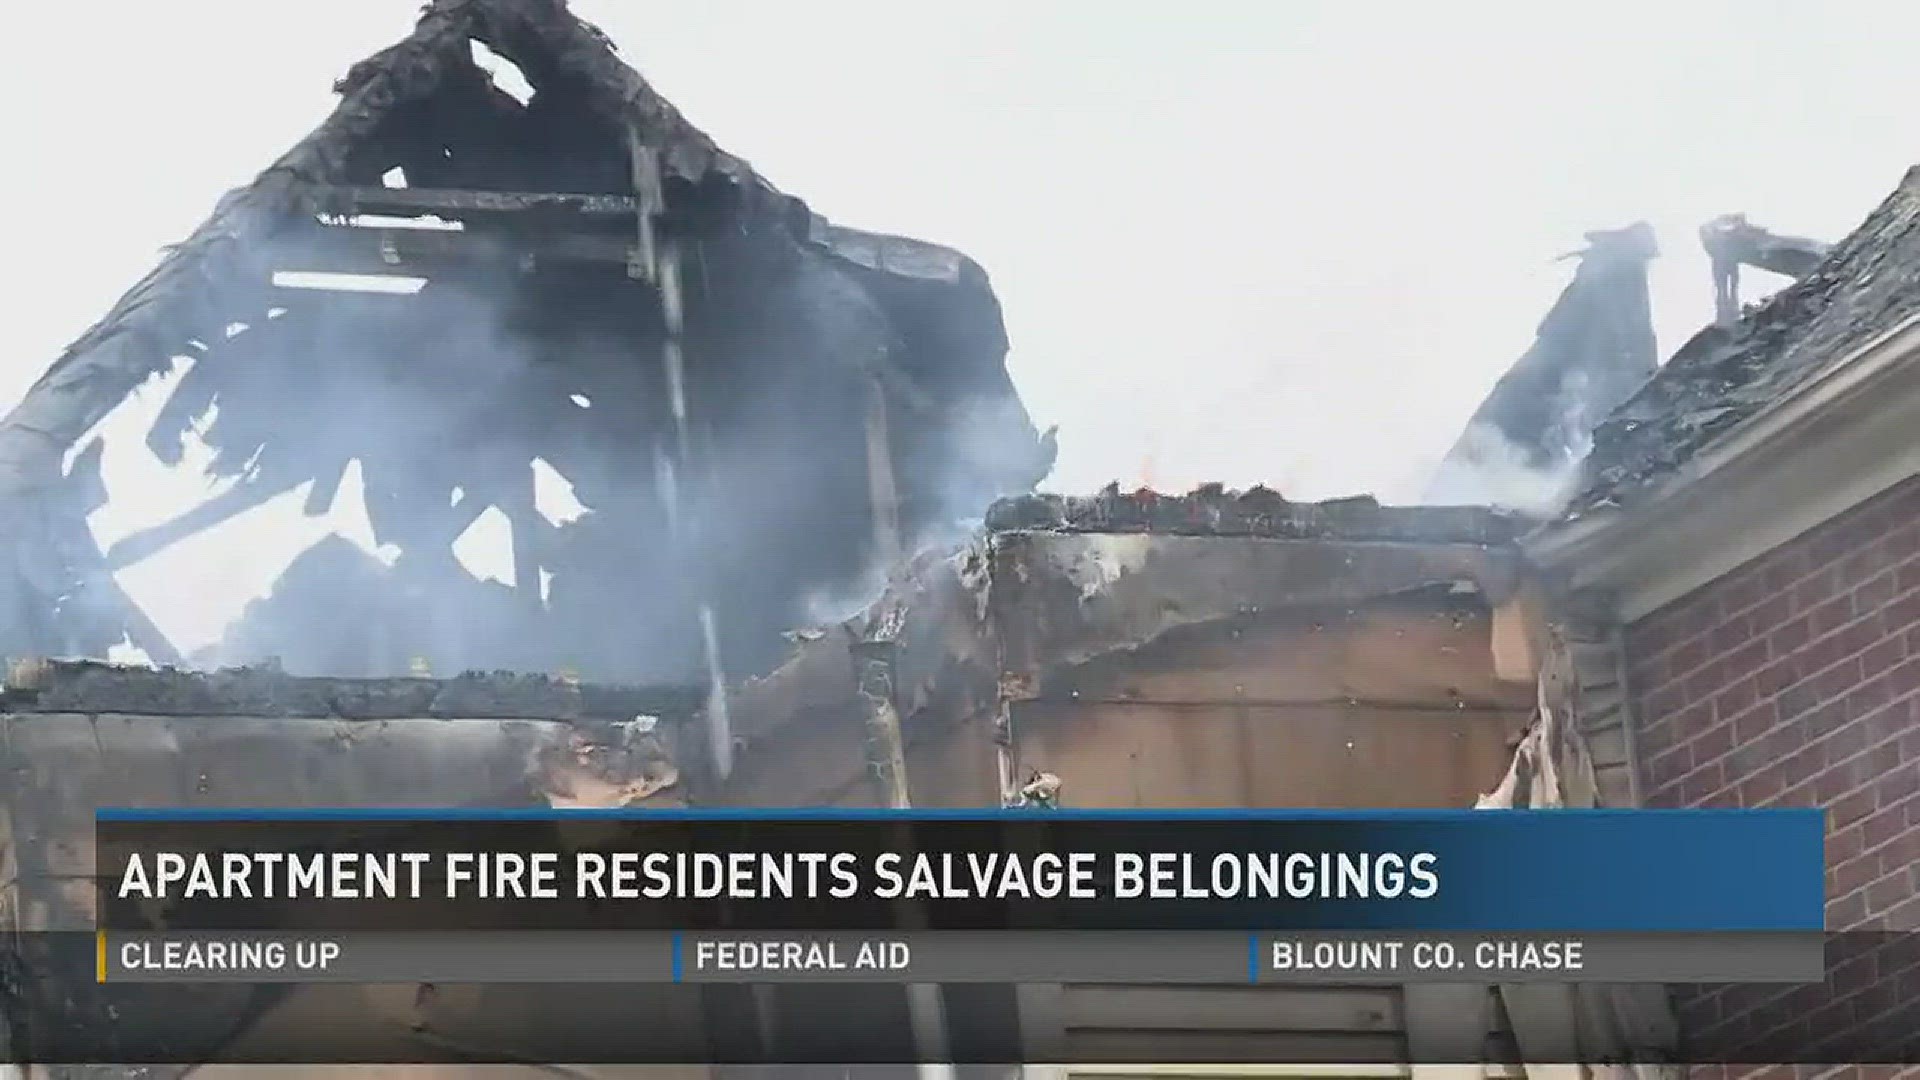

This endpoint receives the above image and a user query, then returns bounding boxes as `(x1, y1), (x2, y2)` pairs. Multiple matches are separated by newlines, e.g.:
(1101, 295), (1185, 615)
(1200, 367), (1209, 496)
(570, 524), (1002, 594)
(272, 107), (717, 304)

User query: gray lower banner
(99, 930), (1822, 984)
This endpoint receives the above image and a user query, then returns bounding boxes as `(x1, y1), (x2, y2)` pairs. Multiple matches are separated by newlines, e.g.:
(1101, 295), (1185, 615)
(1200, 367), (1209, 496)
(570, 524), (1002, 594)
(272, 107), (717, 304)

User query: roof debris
(1565, 168), (1920, 516)
(988, 484), (1525, 546)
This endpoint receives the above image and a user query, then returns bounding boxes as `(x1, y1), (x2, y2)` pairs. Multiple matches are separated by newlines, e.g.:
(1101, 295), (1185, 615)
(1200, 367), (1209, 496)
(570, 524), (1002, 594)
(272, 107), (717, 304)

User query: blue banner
(95, 807), (1826, 932)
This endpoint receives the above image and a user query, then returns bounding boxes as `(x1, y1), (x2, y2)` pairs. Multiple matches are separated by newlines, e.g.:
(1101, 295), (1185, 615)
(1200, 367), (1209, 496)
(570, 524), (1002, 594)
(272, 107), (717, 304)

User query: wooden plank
(309, 184), (642, 216)
(1060, 985), (1399, 1033)
(286, 224), (638, 273)
(864, 374), (904, 568)
(1489, 585), (1547, 684)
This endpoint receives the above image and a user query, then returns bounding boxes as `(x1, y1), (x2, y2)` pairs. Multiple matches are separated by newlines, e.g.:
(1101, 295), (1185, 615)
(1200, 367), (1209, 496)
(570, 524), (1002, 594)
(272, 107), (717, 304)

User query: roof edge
(987, 487), (1528, 546)
(1525, 310), (1920, 618)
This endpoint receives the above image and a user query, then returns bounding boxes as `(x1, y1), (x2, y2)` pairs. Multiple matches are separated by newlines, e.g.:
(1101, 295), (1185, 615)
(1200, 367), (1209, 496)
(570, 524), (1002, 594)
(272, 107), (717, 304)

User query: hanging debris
(1008, 769), (1063, 809)
(1699, 213), (1831, 327)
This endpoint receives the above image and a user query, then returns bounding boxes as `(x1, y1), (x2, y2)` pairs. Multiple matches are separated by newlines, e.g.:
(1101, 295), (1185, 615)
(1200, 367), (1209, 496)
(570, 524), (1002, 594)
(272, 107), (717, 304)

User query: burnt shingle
(1565, 167), (1920, 517)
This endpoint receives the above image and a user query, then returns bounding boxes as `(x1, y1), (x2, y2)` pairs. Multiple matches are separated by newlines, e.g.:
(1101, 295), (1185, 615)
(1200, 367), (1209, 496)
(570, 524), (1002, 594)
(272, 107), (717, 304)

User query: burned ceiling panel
(1566, 168), (1920, 517)
(729, 487), (1533, 800)
(0, 0), (1048, 691)
(986, 528), (1525, 688)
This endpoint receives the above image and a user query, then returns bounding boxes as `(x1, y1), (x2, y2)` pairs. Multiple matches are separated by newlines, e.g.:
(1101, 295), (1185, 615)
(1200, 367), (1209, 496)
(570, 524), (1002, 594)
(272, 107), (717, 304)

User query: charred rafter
(311, 184), (639, 218)
(287, 221), (640, 273)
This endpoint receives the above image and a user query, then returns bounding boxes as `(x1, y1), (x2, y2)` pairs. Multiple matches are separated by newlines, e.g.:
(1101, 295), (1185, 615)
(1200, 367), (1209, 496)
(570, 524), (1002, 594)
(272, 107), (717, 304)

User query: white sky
(5, 0), (1918, 651)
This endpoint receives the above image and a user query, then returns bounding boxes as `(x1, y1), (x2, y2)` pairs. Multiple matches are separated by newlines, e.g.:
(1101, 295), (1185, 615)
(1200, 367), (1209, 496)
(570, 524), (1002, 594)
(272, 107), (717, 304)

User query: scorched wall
(1624, 475), (1920, 1077)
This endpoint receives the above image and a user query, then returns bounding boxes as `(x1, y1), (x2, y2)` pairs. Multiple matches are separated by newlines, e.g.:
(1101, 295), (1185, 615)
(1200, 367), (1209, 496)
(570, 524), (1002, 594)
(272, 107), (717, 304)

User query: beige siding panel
(904, 712), (1003, 808)
(1009, 602), (1529, 811)
(1059, 985), (1399, 1034)
(1061, 1029), (1405, 1062)
(1038, 604), (1534, 711)
(1017, 701), (1516, 811)
(1004, 601), (1533, 1071)
(711, 710), (878, 807)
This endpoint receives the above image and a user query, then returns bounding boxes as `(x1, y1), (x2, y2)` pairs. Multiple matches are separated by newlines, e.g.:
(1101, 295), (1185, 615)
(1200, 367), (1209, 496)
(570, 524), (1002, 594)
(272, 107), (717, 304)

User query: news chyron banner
(95, 807), (1821, 983)
(59, 807), (1832, 1062)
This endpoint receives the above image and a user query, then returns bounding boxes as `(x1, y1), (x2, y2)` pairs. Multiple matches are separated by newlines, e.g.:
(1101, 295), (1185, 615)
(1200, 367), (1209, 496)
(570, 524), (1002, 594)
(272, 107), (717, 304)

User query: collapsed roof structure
(1426, 224), (1660, 512)
(1428, 210), (1836, 517)
(0, 0), (1051, 696)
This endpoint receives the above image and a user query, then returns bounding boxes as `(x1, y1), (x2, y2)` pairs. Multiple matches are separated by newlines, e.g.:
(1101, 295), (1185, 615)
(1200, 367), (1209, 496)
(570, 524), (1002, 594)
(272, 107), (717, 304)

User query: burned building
(32, 0), (1912, 1074)
(0, 0), (1050, 689)
(1, 487), (1685, 1073)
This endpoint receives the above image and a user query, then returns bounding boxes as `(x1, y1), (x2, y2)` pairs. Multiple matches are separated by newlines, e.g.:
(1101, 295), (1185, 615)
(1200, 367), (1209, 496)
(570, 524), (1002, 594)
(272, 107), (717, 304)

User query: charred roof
(0, 0), (1048, 686)
(8, 0), (1016, 471)
(986, 484), (1526, 546)
(1564, 167), (1920, 517)
(0, 658), (704, 721)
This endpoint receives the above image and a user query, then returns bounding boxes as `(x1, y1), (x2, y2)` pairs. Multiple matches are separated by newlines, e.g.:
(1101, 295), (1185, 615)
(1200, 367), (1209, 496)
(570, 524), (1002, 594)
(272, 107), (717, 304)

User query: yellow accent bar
(96, 931), (106, 983)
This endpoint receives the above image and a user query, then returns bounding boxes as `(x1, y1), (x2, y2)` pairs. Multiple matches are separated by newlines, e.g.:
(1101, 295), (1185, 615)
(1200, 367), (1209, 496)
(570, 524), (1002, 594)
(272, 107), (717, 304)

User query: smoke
(76, 220), (1041, 691)
(1423, 421), (1583, 517)
(929, 392), (1054, 532)
(86, 250), (544, 665)
(801, 571), (891, 629)
(784, 381), (1051, 633)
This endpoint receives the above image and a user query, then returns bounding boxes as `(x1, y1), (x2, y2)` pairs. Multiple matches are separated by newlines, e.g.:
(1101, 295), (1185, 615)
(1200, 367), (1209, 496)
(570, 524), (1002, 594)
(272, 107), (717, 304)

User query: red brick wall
(1624, 475), (1920, 1076)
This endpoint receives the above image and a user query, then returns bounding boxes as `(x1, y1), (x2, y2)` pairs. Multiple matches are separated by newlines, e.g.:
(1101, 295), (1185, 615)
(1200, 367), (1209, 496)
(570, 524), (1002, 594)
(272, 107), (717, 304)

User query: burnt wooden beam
(308, 185), (640, 217)
(276, 223), (640, 274)
(864, 375), (904, 568)
(103, 473), (309, 570)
